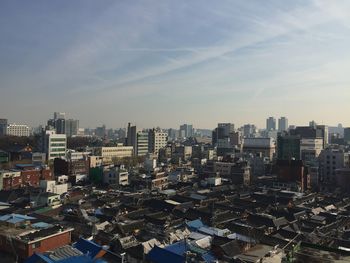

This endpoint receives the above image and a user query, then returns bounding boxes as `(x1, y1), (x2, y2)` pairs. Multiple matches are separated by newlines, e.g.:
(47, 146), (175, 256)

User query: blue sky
(0, 0), (349, 129)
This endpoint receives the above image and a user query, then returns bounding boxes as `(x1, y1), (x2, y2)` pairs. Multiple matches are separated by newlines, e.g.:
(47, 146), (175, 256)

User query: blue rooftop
(74, 238), (104, 259)
(15, 164), (36, 168)
(186, 219), (205, 230)
(0, 213), (36, 224)
(147, 246), (184, 263)
(25, 239), (108, 263)
(147, 240), (217, 263)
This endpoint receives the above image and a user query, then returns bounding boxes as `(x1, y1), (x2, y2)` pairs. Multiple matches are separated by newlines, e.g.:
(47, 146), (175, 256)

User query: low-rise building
(0, 214), (73, 261)
(243, 137), (275, 160)
(95, 144), (133, 161)
(103, 165), (129, 186)
(40, 180), (68, 195)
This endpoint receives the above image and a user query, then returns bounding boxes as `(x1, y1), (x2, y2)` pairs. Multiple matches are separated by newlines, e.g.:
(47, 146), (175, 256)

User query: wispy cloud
(0, 0), (350, 127)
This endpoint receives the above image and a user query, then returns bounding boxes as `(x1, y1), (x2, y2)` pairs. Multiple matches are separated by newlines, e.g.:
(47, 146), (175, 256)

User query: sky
(0, 0), (350, 130)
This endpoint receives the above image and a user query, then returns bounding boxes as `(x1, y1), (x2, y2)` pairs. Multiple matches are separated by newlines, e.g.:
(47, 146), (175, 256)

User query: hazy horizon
(1, 1), (350, 128)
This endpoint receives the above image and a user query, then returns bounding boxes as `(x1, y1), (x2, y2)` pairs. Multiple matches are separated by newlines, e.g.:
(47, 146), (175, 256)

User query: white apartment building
(6, 124), (30, 137)
(45, 131), (67, 160)
(149, 129), (168, 155)
(96, 144), (133, 159)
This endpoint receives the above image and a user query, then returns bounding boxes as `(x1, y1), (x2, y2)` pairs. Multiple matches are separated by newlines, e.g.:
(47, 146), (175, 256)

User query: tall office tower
(149, 128), (168, 155)
(266, 117), (276, 131)
(55, 118), (66, 134)
(345, 128), (350, 144)
(179, 124), (193, 138)
(0, 119), (8, 136)
(127, 123), (137, 146)
(278, 117), (288, 132)
(212, 123), (235, 155)
(6, 124), (30, 137)
(54, 112), (66, 120)
(65, 119), (79, 137)
(44, 130), (67, 160)
(48, 112), (66, 134)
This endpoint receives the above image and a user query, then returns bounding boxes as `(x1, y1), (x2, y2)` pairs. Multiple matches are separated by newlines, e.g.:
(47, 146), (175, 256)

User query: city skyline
(1, 1), (350, 128)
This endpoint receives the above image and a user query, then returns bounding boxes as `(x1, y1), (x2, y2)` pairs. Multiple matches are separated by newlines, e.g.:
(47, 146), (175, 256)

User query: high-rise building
(6, 124), (30, 137)
(127, 123), (137, 149)
(136, 131), (149, 156)
(149, 128), (168, 155)
(65, 119), (79, 137)
(44, 130), (67, 160)
(54, 112), (66, 120)
(344, 128), (350, 144)
(266, 117), (276, 131)
(277, 134), (301, 160)
(319, 147), (350, 184)
(213, 123), (235, 155)
(55, 119), (65, 134)
(179, 124), (193, 138)
(48, 112), (66, 134)
(0, 119), (8, 136)
(278, 117), (288, 132)
(127, 123), (152, 156)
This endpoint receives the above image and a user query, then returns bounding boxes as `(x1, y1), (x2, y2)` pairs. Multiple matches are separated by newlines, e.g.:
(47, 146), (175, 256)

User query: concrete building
(148, 128), (168, 155)
(291, 126), (328, 148)
(319, 147), (350, 184)
(214, 162), (235, 177)
(0, 118), (7, 136)
(300, 138), (323, 162)
(65, 119), (79, 137)
(243, 137), (275, 160)
(0, 170), (21, 190)
(44, 131), (67, 160)
(266, 117), (276, 131)
(6, 124), (30, 137)
(103, 166), (129, 186)
(40, 180), (68, 195)
(96, 144), (133, 160)
(278, 117), (288, 132)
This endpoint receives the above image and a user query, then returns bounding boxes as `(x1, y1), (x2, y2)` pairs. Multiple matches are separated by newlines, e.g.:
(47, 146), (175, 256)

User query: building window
(32, 241), (41, 249)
